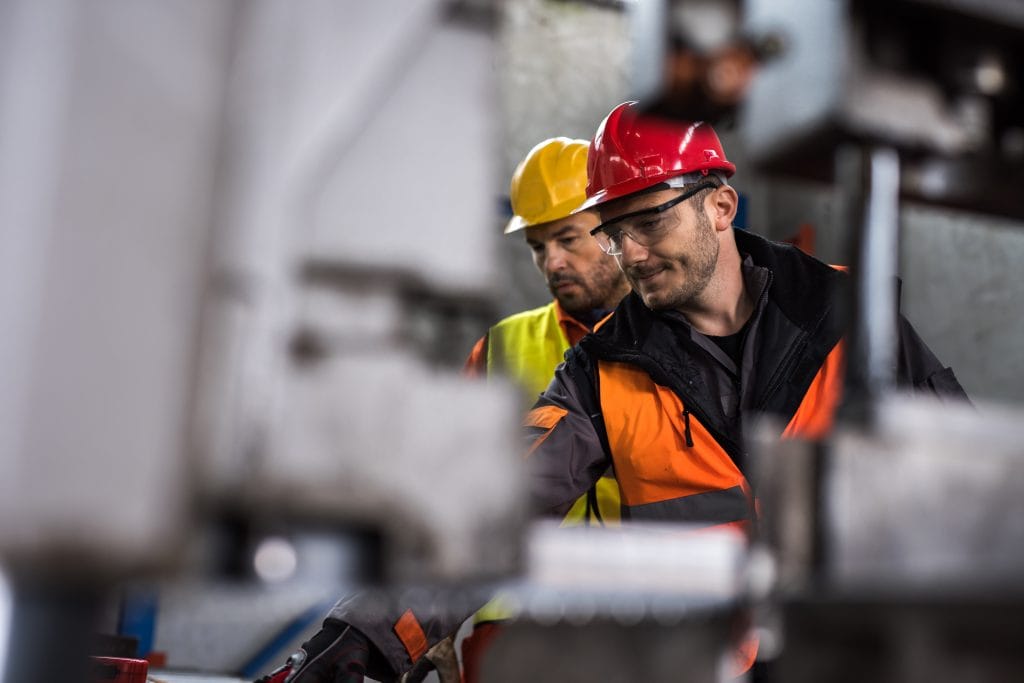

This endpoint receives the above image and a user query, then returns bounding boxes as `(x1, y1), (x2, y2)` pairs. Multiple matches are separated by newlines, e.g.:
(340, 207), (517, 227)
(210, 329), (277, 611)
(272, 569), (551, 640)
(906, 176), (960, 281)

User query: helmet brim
(576, 164), (736, 214)
(503, 214), (530, 234)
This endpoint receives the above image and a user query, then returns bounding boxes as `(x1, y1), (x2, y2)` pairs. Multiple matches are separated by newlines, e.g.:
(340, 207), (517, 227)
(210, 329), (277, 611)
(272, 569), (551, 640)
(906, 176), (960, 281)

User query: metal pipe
(836, 145), (901, 423)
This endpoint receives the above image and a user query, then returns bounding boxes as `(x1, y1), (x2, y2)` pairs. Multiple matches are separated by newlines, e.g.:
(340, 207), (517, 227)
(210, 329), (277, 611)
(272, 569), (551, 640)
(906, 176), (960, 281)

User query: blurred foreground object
(742, 0), (1024, 219)
(737, 3), (1024, 681)
(478, 521), (749, 683)
(0, 0), (522, 680)
(753, 395), (1024, 682)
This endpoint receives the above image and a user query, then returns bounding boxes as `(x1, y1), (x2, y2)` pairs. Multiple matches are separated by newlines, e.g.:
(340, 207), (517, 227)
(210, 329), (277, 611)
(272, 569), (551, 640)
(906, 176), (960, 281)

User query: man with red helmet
(524, 101), (964, 530)
(256, 102), (967, 683)
(519, 102), (967, 676)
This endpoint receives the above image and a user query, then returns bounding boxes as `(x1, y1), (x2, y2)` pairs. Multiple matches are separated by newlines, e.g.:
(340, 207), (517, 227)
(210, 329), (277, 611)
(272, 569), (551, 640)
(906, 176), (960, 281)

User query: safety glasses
(589, 181), (716, 256)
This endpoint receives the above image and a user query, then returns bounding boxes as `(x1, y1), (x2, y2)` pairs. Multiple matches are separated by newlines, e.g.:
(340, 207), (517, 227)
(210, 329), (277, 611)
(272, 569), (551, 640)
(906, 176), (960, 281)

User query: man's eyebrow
(550, 224), (580, 239)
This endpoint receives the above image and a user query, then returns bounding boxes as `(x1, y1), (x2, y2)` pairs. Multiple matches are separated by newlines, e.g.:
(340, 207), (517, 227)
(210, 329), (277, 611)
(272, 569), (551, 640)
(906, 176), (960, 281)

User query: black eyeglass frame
(588, 181), (718, 253)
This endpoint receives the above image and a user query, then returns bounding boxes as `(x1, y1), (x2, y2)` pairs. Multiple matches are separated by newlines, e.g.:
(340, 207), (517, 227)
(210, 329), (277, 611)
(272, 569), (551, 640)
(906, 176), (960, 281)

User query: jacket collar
(586, 229), (846, 355)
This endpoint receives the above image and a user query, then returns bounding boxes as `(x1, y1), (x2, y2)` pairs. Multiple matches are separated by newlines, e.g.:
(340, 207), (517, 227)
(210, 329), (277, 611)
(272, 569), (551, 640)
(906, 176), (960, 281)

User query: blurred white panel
(211, 0), (442, 281)
(828, 395), (1024, 586)
(264, 345), (524, 580)
(309, 8), (500, 292)
(194, 0), (491, 494)
(0, 0), (77, 495)
(0, 0), (233, 570)
(741, 0), (847, 163)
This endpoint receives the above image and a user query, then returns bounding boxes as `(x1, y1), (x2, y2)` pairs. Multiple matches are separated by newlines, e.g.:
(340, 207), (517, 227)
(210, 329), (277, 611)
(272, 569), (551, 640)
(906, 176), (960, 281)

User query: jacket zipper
(669, 381), (742, 459)
(588, 342), (746, 461)
(682, 408), (694, 447)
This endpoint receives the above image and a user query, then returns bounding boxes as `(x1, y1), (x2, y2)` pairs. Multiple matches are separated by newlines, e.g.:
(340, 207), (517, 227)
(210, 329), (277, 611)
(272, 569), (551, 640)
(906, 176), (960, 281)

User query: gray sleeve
(896, 314), (970, 401)
(525, 361), (612, 516)
(325, 588), (480, 680)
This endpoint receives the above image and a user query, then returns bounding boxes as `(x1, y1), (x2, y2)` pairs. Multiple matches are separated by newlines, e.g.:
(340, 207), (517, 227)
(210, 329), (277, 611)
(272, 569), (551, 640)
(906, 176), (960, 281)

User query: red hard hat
(579, 101), (735, 211)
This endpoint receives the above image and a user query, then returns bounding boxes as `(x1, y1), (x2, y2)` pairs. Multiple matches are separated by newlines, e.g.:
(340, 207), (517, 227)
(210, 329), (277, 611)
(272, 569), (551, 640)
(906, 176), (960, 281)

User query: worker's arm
(895, 314), (970, 400)
(255, 621), (372, 683)
(523, 354), (611, 517)
(317, 591), (469, 682)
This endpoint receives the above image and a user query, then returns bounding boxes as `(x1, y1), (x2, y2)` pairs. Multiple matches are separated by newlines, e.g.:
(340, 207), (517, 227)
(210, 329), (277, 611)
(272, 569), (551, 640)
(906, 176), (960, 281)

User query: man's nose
(545, 244), (568, 273)
(618, 233), (648, 265)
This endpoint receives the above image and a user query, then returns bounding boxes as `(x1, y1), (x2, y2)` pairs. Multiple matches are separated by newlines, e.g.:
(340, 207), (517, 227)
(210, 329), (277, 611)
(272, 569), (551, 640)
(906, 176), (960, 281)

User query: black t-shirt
(574, 308), (614, 330)
(707, 320), (750, 369)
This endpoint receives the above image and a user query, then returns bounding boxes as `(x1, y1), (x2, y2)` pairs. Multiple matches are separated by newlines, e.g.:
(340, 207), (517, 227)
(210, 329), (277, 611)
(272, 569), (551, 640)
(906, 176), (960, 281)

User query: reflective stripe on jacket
(598, 338), (845, 523)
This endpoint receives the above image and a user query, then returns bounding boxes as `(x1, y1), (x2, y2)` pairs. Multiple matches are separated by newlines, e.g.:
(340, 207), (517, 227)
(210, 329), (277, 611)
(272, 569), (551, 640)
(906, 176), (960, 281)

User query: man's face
(598, 187), (720, 312)
(524, 211), (629, 315)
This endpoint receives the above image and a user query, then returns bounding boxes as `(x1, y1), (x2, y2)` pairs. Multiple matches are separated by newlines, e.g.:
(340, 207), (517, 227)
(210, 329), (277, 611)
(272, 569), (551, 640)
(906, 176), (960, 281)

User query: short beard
(644, 209), (719, 311)
(552, 261), (627, 316)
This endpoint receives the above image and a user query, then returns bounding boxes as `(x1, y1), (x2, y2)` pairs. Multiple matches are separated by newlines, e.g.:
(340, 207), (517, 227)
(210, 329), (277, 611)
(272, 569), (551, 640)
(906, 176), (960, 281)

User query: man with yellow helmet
(465, 136), (628, 528)
(464, 137), (629, 403)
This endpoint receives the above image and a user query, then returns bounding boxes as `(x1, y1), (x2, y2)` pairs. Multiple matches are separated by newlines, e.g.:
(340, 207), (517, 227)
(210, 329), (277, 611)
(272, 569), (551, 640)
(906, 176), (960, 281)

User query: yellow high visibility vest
(485, 301), (619, 526)
(474, 303), (619, 624)
(486, 302), (571, 409)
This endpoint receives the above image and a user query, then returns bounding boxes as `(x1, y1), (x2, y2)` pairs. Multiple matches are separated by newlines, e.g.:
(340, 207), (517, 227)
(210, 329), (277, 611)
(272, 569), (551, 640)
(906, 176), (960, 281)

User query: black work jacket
(528, 228), (967, 515)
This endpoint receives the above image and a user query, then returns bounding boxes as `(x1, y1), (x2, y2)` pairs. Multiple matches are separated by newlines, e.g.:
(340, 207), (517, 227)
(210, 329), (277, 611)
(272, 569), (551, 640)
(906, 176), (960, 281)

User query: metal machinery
(0, 0), (524, 680)
(2, 0), (1024, 681)
(741, 1), (1024, 681)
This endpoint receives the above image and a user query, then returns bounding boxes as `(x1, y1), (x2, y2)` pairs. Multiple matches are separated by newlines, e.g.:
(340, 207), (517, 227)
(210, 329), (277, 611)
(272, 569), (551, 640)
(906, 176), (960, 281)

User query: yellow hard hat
(504, 137), (590, 234)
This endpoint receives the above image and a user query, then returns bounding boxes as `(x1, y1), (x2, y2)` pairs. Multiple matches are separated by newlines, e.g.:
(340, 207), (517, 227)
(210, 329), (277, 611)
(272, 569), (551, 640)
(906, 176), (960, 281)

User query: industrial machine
(0, 1), (522, 680)
(2, 0), (1024, 681)
(741, 2), (1024, 681)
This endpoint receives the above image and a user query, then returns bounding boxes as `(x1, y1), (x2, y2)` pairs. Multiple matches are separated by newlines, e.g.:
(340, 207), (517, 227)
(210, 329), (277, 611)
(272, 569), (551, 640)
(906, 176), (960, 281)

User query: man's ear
(709, 185), (739, 231)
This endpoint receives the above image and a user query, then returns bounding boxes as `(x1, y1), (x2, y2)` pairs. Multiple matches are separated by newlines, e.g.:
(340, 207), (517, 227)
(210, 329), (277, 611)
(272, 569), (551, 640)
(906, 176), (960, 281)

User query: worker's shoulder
(490, 301), (558, 331)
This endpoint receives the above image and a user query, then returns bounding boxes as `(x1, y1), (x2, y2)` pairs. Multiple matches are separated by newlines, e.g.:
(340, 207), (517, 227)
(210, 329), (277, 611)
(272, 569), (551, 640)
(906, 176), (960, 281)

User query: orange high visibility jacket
(524, 229), (966, 522)
(596, 339), (843, 523)
(519, 230), (964, 678)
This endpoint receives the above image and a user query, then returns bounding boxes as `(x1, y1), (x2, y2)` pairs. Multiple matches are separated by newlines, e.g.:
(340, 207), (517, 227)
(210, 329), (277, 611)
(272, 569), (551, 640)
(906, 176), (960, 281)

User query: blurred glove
(255, 620), (371, 683)
(401, 635), (459, 683)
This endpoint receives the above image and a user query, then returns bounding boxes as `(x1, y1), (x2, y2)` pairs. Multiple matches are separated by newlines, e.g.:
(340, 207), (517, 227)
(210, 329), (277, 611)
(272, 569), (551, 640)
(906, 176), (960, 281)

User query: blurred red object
(90, 656), (148, 683)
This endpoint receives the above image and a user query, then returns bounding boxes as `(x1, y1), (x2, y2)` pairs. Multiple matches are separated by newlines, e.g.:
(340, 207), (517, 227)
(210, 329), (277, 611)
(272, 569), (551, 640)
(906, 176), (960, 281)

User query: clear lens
(595, 213), (671, 255)
(589, 181), (716, 257)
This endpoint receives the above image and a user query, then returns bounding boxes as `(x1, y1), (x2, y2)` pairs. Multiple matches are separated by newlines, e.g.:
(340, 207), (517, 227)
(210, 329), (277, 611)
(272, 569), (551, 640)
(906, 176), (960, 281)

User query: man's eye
(528, 243), (543, 253)
(560, 237), (577, 247)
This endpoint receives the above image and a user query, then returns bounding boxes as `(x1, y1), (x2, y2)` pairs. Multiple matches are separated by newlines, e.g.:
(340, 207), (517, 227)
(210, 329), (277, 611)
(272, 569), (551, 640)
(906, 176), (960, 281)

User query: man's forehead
(524, 211), (600, 240)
